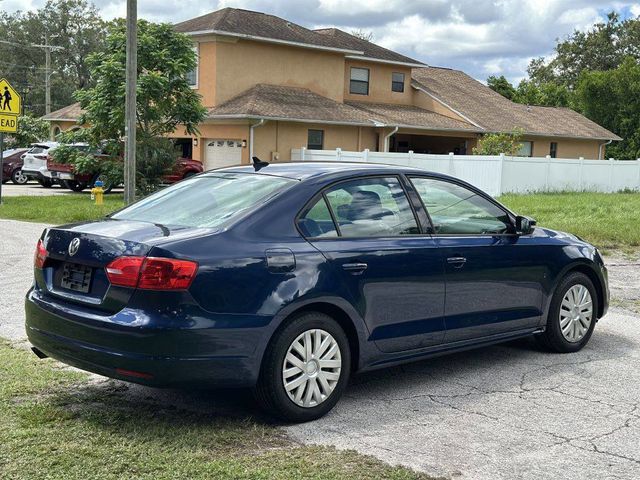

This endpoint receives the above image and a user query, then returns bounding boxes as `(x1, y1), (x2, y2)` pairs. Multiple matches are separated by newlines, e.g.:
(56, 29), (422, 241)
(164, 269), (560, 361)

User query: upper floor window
(392, 72), (405, 92)
(186, 45), (198, 87)
(308, 129), (324, 150)
(350, 67), (369, 95)
(549, 142), (558, 158)
(517, 141), (533, 157)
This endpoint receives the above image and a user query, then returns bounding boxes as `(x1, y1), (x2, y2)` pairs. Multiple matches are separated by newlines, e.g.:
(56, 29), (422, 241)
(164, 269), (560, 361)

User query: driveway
(1, 219), (639, 479)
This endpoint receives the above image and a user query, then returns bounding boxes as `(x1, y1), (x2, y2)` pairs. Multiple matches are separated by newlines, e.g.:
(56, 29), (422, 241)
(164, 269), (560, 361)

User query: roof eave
(41, 117), (79, 122)
(206, 114), (373, 127)
(183, 29), (364, 55)
(344, 55), (426, 68)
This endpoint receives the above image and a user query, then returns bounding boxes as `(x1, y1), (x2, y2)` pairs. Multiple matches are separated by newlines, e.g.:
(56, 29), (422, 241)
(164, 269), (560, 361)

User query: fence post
(496, 153), (505, 196)
(448, 152), (454, 175)
(336, 147), (342, 162)
(545, 155), (552, 191)
(637, 159), (640, 191)
(363, 148), (369, 163)
(608, 158), (615, 193)
(300, 147), (306, 161)
(578, 157), (584, 191)
(408, 150), (414, 167)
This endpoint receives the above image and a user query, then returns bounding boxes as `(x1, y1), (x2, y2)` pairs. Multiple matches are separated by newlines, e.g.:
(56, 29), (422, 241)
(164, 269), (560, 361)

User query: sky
(3, 0), (640, 83)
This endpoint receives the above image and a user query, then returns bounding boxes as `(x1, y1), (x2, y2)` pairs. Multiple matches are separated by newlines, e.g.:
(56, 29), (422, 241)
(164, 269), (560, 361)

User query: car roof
(212, 161), (438, 181)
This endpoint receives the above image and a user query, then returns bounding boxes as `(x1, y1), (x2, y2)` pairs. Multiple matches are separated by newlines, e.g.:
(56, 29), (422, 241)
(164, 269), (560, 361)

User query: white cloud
(2, 0), (638, 82)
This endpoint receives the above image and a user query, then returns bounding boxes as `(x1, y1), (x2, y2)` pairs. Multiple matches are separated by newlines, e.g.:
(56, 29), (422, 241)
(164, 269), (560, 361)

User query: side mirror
(515, 215), (536, 235)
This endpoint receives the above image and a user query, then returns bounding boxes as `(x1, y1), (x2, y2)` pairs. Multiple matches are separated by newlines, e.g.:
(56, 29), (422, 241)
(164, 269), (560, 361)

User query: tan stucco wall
(49, 120), (80, 139)
(211, 38), (345, 104)
(193, 41), (217, 108)
(343, 60), (413, 105)
(527, 137), (602, 160)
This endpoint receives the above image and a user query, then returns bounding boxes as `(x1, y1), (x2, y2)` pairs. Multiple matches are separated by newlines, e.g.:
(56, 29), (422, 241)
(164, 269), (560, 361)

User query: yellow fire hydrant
(91, 180), (104, 205)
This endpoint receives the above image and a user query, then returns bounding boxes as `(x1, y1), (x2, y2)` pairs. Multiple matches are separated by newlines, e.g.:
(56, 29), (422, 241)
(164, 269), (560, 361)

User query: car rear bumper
(25, 288), (268, 388)
(22, 167), (53, 180)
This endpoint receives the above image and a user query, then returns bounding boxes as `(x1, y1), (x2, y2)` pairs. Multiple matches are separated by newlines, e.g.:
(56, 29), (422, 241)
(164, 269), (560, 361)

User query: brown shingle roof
(314, 28), (424, 66)
(207, 84), (373, 125)
(345, 101), (479, 132)
(41, 102), (83, 121)
(412, 67), (621, 141)
(208, 84), (478, 132)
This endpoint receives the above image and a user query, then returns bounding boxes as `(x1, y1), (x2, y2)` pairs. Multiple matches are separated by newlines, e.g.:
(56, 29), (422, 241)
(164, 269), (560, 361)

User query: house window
(392, 72), (405, 92)
(307, 129), (324, 150)
(186, 45), (198, 87)
(350, 67), (369, 95)
(517, 141), (533, 157)
(549, 142), (558, 158)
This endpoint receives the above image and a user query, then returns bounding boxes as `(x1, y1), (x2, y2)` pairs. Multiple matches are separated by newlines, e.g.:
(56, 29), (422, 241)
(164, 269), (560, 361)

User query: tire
(254, 312), (351, 422)
(11, 168), (29, 185)
(62, 180), (88, 192)
(38, 178), (53, 188)
(537, 272), (598, 353)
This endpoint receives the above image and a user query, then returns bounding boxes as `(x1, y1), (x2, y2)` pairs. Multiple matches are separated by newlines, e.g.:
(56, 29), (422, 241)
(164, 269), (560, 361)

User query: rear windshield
(111, 173), (296, 228)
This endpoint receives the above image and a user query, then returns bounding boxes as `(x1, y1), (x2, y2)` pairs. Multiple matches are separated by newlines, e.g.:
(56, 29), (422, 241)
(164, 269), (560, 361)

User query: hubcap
(559, 284), (593, 343)
(14, 170), (28, 184)
(282, 329), (342, 408)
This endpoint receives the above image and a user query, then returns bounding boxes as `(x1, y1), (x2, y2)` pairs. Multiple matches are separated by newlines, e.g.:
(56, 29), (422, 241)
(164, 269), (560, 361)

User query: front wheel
(537, 272), (598, 353)
(254, 312), (351, 422)
(62, 180), (88, 192)
(11, 168), (29, 185)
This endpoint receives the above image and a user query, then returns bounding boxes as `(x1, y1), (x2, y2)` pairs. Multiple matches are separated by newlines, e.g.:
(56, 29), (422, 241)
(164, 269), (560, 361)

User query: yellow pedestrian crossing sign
(0, 78), (21, 133)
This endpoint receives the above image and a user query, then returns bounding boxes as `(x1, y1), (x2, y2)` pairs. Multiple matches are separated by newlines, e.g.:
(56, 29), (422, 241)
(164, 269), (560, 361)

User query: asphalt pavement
(1, 218), (639, 479)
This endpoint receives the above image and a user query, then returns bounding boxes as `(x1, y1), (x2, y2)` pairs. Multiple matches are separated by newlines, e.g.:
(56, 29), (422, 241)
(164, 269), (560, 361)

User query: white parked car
(21, 142), (59, 188)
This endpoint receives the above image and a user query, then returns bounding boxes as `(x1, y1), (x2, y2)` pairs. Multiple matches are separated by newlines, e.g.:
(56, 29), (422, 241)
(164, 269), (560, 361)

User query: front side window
(410, 177), (511, 235)
(112, 173), (295, 228)
(307, 129), (324, 150)
(392, 72), (405, 92)
(186, 45), (198, 87)
(322, 177), (419, 237)
(350, 67), (370, 95)
(518, 141), (533, 157)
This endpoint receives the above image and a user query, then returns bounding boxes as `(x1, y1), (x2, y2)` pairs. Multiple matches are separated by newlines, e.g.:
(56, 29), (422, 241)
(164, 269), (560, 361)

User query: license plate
(60, 173), (73, 180)
(61, 263), (92, 293)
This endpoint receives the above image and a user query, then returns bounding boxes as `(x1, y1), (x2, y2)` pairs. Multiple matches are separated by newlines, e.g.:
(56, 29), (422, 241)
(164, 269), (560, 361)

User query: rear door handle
(446, 256), (467, 268)
(342, 262), (368, 275)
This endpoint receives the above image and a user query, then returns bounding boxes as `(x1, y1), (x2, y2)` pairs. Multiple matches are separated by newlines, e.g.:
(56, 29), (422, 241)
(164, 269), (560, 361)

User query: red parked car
(1, 148), (29, 185)
(48, 155), (203, 192)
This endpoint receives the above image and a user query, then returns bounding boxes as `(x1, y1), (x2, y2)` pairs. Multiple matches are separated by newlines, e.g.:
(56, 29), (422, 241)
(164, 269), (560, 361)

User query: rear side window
(112, 173), (295, 228)
(308, 177), (418, 237)
(410, 177), (511, 235)
(297, 197), (338, 238)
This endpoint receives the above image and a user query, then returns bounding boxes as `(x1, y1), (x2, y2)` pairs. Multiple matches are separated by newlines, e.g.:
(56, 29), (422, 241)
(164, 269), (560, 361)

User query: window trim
(187, 43), (199, 89)
(406, 175), (518, 237)
(391, 72), (405, 93)
(295, 174), (424, 240)
(307, 129), (324, 150)
(349, 67), (370, 95)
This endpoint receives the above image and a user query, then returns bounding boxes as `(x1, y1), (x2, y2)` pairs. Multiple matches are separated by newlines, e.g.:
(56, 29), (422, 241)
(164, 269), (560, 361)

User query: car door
(298, 175), (446, 353)
(408, 176), (545, 343)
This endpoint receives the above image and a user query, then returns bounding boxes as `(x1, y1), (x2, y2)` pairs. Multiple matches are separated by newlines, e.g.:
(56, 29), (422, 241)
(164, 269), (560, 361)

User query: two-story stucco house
(43, 8), (620, 168)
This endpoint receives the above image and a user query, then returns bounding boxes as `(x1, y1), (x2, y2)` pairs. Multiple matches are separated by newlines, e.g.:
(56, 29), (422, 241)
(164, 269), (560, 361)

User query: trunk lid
(38, 219), (207, 313)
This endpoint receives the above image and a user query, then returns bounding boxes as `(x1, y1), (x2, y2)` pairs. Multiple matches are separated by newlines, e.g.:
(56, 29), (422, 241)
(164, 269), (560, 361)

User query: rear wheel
(537, 272), (597, 353)
(11, 168), (28, 185)
(62, 180), (88, 192)
(254, 312), (351, 422)
(38, 178), (53, 188)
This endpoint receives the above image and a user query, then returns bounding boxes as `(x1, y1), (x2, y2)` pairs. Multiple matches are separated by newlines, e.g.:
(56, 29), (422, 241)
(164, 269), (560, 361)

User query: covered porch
(388, 131), (479, 155)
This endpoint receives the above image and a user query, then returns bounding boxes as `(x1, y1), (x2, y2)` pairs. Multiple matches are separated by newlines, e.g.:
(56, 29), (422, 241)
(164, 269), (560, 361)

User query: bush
(136, 137), (177, 196)
(473, 128), (525, 156)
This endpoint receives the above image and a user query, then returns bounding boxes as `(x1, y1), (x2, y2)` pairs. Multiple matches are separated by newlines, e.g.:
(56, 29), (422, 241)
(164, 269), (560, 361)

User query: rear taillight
(34, 239), (48, 269)
(46, 154), (53, 168)
(105, 256), (198, 290)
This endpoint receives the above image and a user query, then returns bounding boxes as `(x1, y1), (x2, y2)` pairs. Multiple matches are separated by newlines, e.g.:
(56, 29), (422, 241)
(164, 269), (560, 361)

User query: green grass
(0, 194), (124, 224)
(498, 192), (640, 251)
(0, 342), (430, 480)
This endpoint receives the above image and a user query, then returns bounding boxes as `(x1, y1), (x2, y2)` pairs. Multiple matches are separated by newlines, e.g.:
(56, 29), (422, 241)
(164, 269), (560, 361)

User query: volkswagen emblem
(68, 238), (81, 257)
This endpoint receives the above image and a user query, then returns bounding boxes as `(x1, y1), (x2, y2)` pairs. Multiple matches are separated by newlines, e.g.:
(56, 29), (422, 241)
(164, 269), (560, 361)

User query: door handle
(446, 256), (467, 268)
(342, 262), (368, 275)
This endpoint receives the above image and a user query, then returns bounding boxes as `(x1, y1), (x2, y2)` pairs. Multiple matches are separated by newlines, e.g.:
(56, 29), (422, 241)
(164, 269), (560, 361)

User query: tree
(350, 29), (374, 42)
(74, 19), (206, 193)
(575, 58), (640, 160)
(5, 115), (50, 148)
(473, 129), (525, 156)
(512, 80), (572, 107)
(487, 75), (516, 100)
(0, 0), (107, 116)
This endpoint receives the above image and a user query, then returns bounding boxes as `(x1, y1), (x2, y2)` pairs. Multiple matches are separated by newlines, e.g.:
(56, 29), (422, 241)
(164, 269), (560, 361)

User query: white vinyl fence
(291, 148), (640, 197)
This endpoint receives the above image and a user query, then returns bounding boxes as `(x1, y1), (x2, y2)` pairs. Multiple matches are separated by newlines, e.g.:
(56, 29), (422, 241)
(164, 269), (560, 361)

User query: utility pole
(124, 0), (137, 205)
(45, 34), (51, 115)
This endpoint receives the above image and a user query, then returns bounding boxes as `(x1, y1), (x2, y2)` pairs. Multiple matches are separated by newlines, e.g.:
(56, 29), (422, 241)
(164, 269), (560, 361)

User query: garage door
(204, 139), (243, 170)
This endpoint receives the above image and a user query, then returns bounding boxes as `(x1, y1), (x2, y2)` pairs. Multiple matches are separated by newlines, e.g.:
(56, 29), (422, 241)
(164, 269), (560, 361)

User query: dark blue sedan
(25, 162), (609, 422)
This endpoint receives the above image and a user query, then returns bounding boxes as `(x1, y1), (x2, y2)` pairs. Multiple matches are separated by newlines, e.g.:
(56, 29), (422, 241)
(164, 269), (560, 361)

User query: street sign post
(0, 78), (22, 204)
